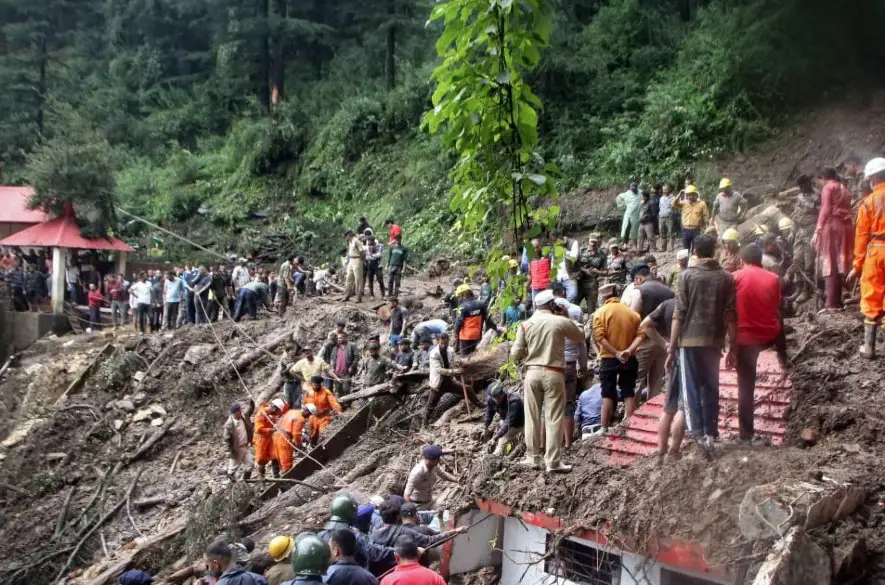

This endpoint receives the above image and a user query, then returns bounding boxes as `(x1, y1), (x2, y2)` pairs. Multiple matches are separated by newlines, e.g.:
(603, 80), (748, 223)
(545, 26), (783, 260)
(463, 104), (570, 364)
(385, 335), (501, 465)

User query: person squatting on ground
(483, 381), (525, 456)
(510, 289), (585, 473)
(731, 244), (791, 443)
(667, 235), (737, 459)
(849, 157), (885, 358)
(592, 283), (642, 434)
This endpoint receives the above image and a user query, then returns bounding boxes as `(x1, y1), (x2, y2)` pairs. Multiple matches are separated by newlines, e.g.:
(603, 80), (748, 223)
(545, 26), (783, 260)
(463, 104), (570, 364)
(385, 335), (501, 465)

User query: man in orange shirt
(849, 157), (885, 358)
(303, 375), (342, 443)
(253, 399), (285, 478)
(273, 403), (313, 473)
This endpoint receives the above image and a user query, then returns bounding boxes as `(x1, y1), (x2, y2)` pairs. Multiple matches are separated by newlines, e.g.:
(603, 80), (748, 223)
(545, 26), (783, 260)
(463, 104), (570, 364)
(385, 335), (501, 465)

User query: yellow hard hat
(722, 228), (740, 242)
(455, 284), (472, 296)
(777, 217), (795, 232)
(719, 178), (732, 189)
(685, 185), (698, 194)
(501, 255), (511, 262)
(508, 259), (519, 269)
(269, 535), (295, 562)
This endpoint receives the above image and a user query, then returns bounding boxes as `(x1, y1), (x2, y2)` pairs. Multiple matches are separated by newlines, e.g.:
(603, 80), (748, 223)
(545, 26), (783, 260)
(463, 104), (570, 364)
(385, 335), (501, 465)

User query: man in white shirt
(552, 230), (580, 303)
(422, 332), (482, 426)
(403, 445), (459, 511)
(231, 259), (251, 292)
(65, 261), (81, 304)
(129, 272), (153, 334)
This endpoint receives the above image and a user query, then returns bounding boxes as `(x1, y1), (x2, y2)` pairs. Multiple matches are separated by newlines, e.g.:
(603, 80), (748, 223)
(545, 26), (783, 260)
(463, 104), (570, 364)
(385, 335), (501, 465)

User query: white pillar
(116, 251), (127, 276)
(51, 247), (66, 315)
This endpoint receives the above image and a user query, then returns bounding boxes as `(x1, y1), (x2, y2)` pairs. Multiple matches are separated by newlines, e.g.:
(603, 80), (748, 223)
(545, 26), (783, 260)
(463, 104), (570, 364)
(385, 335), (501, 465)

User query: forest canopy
(0, 0), (881, 258)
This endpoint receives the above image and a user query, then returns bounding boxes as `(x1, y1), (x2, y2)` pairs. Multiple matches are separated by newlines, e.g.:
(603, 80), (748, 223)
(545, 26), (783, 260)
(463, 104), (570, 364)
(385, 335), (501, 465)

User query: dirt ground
(3, 94), (885, 582)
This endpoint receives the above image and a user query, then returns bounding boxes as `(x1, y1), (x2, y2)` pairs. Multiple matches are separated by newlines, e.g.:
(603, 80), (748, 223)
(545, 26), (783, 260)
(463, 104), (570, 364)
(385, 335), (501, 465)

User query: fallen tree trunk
(192, 329), (294, 394)
(459, 341), (511, 380)
(338, 371), (428, 405)
(55, 343), (115, 406)
(123, 417), (180, 465)
(77, 523), (187, 585)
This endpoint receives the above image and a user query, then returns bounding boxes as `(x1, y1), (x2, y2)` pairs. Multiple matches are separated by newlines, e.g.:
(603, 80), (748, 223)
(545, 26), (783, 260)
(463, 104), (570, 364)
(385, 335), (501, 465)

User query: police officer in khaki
(510, 289), (586, 473)
(342, 230), (366, 303)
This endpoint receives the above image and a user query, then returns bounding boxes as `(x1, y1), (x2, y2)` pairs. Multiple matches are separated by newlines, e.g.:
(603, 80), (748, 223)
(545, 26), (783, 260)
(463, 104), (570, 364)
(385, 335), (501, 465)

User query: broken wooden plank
(54, 343), (115, 406)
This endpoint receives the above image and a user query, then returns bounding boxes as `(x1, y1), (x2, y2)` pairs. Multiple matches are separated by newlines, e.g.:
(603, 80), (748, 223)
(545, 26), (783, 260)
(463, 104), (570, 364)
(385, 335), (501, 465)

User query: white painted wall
(448, 510), (504, 575)
(499, 517), (726, 585)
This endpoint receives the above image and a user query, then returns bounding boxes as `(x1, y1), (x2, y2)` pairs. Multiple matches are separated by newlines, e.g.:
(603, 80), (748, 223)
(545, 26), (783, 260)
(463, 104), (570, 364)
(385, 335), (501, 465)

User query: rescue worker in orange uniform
(273, 403), (314, 473)
(253, 398), (286, 478)
(848, 157), (885, 358)
(303, 374), (342, 443)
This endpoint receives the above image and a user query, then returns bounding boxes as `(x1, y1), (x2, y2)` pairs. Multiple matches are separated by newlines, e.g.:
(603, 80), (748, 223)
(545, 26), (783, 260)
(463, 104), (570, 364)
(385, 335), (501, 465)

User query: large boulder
(753, 527), (830, 585)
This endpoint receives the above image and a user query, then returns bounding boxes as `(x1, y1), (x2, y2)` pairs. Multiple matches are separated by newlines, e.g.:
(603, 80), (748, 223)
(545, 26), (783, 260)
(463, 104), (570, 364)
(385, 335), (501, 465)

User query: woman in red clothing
(812, 168), (854, 311)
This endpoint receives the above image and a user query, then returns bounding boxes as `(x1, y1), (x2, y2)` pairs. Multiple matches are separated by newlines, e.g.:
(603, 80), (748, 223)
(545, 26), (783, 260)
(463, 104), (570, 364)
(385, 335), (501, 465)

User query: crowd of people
(4, 159), (885, 583)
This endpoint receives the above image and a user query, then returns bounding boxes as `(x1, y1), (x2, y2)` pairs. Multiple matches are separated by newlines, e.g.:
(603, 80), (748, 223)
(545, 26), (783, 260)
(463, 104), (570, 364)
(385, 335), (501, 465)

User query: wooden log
(54, 343), (115, 406)
(79, 523), (187, 585)
(193, 330), (294, 394)
(124, 417), (180, 465)
(337, 382), (394, 404)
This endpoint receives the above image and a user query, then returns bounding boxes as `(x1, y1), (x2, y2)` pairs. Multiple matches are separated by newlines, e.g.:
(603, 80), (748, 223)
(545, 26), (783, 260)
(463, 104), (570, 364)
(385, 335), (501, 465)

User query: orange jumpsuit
(273, 409), (308, 472)
(303, 388), (342, 440)
(253, 403), (280, 465)
(854, 183), (885, 323)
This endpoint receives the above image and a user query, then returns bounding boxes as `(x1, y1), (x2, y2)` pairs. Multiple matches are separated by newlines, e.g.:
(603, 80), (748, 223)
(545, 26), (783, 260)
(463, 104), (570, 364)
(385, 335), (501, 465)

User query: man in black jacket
(483, 382), (525, 456)
(318, 494), (395, 577)
(371, 502), (466, 550)
(325, 530), (378, 585)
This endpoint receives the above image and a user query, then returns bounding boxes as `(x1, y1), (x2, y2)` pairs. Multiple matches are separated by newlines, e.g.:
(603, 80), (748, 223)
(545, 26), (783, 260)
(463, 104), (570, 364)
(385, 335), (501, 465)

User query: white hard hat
(534, 289), (555, 307)
(864, 157), (885, 179)
(271, 398), (286, 410)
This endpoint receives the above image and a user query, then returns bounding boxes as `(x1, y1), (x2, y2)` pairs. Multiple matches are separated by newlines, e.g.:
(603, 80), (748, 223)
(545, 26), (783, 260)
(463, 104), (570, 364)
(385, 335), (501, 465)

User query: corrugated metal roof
(595, 350), (792, 466)
(0, 186), (48, 224)
(0, 211), (134, 252)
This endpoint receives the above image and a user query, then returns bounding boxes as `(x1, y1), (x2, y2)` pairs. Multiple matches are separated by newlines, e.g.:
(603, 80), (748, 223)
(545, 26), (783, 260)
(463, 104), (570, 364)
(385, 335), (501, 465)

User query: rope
(116, 207), (229, 261)
(193, 294), (350, 484)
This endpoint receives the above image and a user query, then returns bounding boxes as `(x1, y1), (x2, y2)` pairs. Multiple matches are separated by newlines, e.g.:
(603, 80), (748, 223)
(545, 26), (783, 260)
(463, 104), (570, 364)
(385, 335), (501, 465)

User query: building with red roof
(0, 186), (49, 238)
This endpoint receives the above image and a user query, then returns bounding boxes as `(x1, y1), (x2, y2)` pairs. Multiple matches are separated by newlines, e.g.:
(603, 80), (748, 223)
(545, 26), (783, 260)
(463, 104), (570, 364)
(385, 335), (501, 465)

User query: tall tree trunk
(37, 35), (47, 136)
(385, 23), (395, 90)
(257, 0), (271, 113)
(270, 0), (287, 105)
(385, 0), (396, 90)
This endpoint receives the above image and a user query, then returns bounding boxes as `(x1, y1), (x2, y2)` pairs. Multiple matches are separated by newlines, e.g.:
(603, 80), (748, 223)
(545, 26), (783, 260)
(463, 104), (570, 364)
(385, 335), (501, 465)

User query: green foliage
(25, 104), (118, 237)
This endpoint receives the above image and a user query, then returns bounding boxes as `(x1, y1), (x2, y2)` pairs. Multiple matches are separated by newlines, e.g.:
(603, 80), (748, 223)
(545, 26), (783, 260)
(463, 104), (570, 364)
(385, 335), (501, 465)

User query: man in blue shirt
(575, 383), (603, 439)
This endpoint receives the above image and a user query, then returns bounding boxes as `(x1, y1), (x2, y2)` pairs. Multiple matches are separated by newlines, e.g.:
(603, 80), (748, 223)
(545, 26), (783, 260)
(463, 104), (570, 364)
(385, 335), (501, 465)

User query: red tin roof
(595, 350), (792, 466)
(0, 206), (133, 252)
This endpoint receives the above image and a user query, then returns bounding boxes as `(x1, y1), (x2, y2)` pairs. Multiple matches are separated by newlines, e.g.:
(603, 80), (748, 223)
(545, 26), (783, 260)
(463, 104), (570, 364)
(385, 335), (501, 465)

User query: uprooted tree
(422, 0), (562, 315)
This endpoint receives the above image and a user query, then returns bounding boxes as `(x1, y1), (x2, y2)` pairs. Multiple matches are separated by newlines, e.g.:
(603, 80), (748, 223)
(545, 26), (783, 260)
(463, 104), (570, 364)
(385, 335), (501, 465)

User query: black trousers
(136, 303), (150, 333)
(166, 302), (179, 330)
(367, 261), (386, 296)
(736, 328), (788, 439)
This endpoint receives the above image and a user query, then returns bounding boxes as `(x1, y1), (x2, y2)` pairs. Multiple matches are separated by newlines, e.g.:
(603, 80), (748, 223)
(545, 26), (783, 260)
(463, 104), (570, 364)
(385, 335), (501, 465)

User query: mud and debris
(0, 262), (883, 585)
